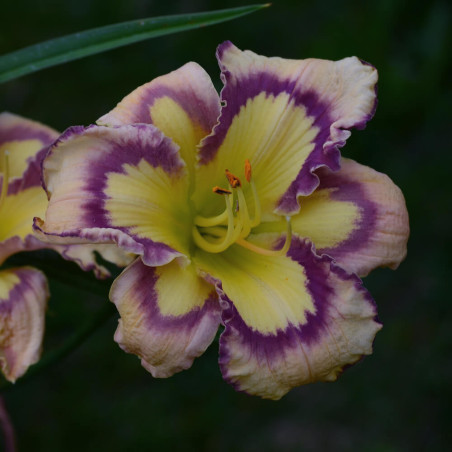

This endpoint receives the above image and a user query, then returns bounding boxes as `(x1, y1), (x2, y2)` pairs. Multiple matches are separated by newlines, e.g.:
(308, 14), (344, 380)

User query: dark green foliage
(0, 0), (450, 450)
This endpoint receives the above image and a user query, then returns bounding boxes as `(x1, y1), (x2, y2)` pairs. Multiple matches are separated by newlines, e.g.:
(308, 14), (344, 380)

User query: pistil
(194, 186), (232, 227)
(192, 161), (292, 256)
(236, 216), (292, 256)
(192, 189), (235, 253)
(235, 187), (251, 238)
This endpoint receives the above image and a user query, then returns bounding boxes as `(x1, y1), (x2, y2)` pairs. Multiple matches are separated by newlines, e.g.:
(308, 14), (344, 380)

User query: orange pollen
(212, 186), (232, 195)
(244, 159), (252, 183)
(225, 169), (241, 188)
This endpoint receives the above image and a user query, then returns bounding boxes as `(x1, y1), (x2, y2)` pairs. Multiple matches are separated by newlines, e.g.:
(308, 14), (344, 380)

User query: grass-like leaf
(0, 4), (269, 83)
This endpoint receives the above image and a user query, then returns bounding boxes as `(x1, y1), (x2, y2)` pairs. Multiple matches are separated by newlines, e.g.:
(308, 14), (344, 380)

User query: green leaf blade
(0, 4), (269, 83)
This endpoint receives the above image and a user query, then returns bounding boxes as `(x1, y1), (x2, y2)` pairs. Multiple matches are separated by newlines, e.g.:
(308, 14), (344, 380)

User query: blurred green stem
(0, 397), (16, 452)
(0, 301), (116, 393)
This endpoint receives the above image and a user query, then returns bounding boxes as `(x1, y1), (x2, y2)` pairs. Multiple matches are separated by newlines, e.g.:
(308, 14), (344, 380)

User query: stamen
(212, 186), (232, 195)
(225, 169), (241, 188)
(0, 150), (10, 210)
(236, 216), (292, 256)
(192, 192), (236, 253)
(193, 162), (284, 255)
(236, 187), (251, 238)
(194, 187), (232, 227)
(199, 227), (225, 239)
(244, 159), (252, 183)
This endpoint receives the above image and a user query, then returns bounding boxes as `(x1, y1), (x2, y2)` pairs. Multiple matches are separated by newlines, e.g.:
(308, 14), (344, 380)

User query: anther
(225, 169), (241, 188)
(213, 186), (232, 195)
(193, 161), (279, 254)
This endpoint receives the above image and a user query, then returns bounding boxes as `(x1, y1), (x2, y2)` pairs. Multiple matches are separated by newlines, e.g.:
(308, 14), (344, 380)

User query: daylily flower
(35, 42), (409, 399)
(0, 112), (131, 382)
(0, 112), (58, 382)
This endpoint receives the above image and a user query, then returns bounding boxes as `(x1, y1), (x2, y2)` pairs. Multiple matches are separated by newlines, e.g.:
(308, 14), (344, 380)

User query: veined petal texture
(196, 240), (380, 399)
(194, 41), (378, 217)
(36, 124), (192, 267)
(110, 258), (221, 377)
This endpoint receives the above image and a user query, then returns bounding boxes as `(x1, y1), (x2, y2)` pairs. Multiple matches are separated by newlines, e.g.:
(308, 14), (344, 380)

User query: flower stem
(0, 301), (116, 393)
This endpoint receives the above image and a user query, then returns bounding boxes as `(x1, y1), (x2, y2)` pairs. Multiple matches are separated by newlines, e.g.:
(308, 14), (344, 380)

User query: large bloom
(35, 42), (409, 399)
(0, 112), (131, 382)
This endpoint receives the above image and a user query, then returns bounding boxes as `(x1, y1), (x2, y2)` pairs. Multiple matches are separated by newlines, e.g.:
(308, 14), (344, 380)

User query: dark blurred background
(0, 0), (450, 450)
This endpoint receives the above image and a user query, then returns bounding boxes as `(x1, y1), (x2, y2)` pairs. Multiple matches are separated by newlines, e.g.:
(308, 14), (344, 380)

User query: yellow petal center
(192, 161), (292, 256)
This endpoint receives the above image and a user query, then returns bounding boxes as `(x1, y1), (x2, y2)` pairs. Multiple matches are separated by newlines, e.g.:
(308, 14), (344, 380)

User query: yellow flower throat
(192, 159), (292, 255)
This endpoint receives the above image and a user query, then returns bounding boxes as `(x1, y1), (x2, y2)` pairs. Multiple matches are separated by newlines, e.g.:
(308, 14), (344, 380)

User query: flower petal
(0, 185), (48, 243)
(98, 62), (220, 176)
(0, 112), (58, 183)
(298, 158), (409, 276)
(195, 245), (315, 335)
(59, 243), (134, 279)
(0, 164), (133, 276)
(0, 112), (60, 263)
(0, 267), (49, 382)
(194, 41), (377, 217)
(35, 124), (191, 266)
(253, 158), (409, 277)
(0, 111), (57, 257)
(195, 239), (380, 400)
(110, 257), (221, 377)
(0, 184), (49, 264)
(0, 114), (130, 278)
(0, 184), (133, 276)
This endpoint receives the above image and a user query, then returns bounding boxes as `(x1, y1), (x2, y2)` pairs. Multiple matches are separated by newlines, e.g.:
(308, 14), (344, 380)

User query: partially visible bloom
(0, 113), (131, 382)
(35, 42), (409, 399)
(0, 113), (57, 381)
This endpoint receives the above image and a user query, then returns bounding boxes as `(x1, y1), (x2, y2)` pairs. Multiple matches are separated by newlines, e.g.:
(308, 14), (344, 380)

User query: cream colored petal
(98, 62), (220, 178)
(110, 258), (221, 377)
(0, 267), (48, 382)
(0, 112), (58, 180)
(195, 240), (380, 399)
(36, 124), (191, 267)
(194, 42), (378, 217)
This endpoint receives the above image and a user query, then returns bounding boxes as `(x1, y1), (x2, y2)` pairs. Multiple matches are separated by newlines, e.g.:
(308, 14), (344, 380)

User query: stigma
(193, 160), (292, 256)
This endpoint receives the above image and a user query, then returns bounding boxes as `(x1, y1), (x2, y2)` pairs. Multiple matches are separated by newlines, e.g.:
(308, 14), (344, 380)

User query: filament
(192, 193), (235, 253)
(236, 216), (292, 256)
(236, 187), (251, 239)
(193, 161), (291, 256)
